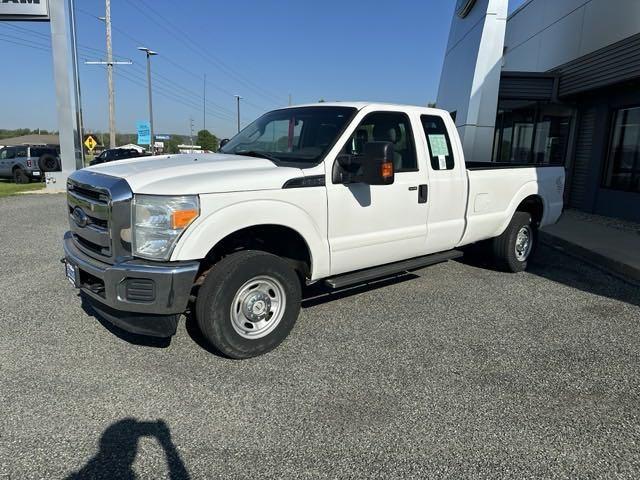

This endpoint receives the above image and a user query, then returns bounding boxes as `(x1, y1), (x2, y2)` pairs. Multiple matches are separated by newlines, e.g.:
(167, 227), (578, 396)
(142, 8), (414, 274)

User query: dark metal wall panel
(499, 75), (556, 100)
(569, 108), (597, 210)
(556, 33), (640, 97)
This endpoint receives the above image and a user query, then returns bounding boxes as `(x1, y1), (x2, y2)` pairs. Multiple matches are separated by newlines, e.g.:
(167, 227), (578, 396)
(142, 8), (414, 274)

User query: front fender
(171, 197), (330, 280)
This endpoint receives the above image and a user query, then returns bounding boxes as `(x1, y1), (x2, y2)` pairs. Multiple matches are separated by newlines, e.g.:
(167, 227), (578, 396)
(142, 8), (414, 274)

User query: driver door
(326, 110), (429, 276)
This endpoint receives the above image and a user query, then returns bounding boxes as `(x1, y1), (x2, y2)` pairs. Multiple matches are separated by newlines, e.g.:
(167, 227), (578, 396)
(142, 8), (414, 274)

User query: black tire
(13, 168), (30, 184)
(38, 154), (60, 172)
(491, 212), (537, 273)
(195, 250), (302, 359)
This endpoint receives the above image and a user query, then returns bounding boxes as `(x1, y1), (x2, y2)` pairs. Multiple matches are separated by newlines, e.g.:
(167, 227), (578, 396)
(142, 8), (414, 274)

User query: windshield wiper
(234, 150), (281, 163)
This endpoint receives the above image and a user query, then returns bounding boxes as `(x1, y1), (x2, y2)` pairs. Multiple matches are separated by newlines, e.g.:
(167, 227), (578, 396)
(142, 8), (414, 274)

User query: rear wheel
(13, 168), (29, 184)
(195, 250), (302, 359)
(491, 212), (536, 272)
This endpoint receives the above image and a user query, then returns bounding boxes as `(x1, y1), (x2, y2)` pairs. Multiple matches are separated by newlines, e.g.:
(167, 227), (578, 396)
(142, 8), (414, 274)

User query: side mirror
(219, 138), (230, 149)
(361, 141), (395, 185)
(332, 154), (359, 183)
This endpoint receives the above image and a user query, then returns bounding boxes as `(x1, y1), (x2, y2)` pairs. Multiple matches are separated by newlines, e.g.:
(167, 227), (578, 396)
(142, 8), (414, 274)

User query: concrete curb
(539, 231), (640, 287)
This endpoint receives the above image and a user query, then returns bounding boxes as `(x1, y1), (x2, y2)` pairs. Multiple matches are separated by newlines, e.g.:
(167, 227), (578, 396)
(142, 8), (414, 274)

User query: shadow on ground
(65, 418), (190, 480)
(458, 243), (640, 308)
(80, 294), (171, 348)
(183, 272), (420, 357)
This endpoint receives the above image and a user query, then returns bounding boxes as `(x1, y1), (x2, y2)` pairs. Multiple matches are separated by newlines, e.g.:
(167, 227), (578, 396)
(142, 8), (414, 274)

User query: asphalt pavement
(1, 193), (639, 479)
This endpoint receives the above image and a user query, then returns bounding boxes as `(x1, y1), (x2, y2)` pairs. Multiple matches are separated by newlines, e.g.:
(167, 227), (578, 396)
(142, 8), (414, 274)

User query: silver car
(0, 145), (60, 183)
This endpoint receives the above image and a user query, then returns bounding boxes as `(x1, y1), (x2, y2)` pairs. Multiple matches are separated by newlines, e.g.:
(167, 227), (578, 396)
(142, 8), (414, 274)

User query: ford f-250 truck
(62, 103), (564, 359)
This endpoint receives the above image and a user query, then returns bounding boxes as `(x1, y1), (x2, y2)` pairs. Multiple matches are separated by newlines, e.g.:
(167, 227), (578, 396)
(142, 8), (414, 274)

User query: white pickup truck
(63, 103), (565, 358)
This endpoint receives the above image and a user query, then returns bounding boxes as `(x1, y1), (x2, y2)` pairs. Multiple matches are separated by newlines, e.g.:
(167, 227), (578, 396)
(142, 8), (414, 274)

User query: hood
(85, 153), (305, 195)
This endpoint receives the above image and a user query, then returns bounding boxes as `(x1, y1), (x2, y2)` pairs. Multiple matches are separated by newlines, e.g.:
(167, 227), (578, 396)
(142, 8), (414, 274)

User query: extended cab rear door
(418, 113), (468, 252)
(326, 108), (431, 275)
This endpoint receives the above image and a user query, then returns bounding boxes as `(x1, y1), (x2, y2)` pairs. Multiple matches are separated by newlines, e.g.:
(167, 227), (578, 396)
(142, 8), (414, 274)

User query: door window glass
(421, 115), (455, 170)
(603, 106), (640, 193)
(341, 111), (417, 172)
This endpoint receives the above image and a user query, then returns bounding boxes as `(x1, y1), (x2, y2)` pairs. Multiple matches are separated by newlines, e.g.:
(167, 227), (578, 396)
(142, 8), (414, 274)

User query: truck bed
(458, 163), (565, 247)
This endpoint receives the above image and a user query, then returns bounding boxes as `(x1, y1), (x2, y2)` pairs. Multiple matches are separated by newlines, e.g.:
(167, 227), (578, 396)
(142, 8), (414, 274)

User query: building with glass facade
(440, 0), (640, 222)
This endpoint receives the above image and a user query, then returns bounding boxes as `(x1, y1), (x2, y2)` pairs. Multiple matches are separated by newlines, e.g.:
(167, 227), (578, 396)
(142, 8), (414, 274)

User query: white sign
(428, 134), (450, 157)
(0, 0), (49, 21)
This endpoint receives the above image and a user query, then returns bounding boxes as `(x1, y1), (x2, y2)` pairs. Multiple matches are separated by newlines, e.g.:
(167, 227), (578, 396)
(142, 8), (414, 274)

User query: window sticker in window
(428, 134), (449, 169)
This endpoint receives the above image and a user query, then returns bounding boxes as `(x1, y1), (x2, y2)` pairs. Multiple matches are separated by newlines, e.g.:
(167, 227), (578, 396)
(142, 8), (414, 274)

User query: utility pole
(203, 74), (206, 131)
(138, 47), (158, 154)
(105, 0), (115, 148)
(69, 0), (85, 165)
(234, 94), (242, 133)
(85, 4), (132, 149)
(189, 117), (195, 151)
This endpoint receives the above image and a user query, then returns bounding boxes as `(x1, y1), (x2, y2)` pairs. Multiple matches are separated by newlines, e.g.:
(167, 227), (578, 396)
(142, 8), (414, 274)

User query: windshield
(220, 106), (357, 164)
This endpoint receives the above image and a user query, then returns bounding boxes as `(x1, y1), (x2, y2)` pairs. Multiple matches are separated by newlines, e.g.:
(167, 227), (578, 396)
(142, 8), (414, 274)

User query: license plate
(65, 261), (78, 287)
(32, 171), (41, 176)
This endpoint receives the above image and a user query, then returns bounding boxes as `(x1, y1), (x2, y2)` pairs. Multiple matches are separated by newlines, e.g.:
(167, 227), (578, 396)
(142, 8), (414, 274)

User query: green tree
(165, 138), (180, 154)
(196, 129), (219, 152)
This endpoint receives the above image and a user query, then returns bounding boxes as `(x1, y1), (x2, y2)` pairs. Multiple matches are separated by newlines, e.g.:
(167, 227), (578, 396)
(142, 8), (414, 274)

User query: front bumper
(63, 231), (200, 336)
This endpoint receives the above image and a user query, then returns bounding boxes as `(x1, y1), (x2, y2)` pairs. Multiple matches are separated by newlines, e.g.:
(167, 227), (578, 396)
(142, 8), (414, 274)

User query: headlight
(132, 194), (199, 261)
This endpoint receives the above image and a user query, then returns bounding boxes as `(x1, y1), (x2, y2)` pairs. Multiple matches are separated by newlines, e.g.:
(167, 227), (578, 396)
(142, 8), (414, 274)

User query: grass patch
(0, 179), (45, 197)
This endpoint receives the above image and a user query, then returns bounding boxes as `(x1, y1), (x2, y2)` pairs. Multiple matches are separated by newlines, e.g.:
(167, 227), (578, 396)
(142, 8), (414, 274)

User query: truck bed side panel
(458, 166), (565, 246)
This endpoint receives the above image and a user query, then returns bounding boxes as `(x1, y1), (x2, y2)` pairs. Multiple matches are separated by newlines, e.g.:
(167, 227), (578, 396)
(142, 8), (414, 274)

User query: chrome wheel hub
(230, 276), (286, 339)
(515, 225), (533, 261)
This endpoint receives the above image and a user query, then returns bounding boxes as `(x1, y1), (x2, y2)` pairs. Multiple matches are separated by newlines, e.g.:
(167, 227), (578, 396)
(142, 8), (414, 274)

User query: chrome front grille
(66, 170), (133, 264)
(68, 186), (112, 256)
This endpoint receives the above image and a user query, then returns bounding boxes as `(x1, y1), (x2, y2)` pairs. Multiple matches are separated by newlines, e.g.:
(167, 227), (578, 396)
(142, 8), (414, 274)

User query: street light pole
(234, 94), (242, 133)
(138, 47), (158, 154)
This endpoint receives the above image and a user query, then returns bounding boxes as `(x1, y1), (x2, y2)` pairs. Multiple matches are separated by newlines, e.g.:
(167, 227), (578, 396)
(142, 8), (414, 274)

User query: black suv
(89, 148), (145, 166)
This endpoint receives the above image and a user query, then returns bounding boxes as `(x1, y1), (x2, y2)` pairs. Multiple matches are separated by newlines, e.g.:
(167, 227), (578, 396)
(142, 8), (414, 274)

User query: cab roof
(282, 102), (444, 115)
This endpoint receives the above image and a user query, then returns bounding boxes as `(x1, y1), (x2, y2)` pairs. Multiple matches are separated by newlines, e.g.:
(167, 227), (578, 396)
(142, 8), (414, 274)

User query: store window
(492, 102), (572, 165)
(603, 106), (640, 193)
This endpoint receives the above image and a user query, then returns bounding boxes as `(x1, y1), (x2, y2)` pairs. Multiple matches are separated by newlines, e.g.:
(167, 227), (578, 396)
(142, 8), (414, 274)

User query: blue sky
(0, 0), (527, 138)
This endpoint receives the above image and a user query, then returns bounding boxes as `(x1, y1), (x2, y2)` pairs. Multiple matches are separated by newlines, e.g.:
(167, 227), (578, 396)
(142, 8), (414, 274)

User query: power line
(124, 63), (236, 121)
(6, 9), (280, 116)
(122, 0), (286, 105)
(76, 6), (275, 113)
(0, 22), (132, 62)
(133, 0), (285, 104)
(109, 66), (240, 123)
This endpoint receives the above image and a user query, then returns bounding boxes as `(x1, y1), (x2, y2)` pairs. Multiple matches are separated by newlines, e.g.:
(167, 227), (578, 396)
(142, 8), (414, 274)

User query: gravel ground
(1, 194), (639, 479)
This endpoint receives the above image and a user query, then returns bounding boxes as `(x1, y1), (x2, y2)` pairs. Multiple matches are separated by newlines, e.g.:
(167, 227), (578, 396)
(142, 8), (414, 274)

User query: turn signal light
(171, 209), (198, 229)
(380, 162), (394, 179)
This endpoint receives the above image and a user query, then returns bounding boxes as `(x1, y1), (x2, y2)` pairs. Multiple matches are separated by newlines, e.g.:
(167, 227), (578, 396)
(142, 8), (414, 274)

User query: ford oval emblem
(72, 207), (89, 228)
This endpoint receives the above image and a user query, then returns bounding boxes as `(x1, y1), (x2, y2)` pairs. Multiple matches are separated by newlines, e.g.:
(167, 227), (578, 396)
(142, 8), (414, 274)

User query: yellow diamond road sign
(84, 135), (97, 151)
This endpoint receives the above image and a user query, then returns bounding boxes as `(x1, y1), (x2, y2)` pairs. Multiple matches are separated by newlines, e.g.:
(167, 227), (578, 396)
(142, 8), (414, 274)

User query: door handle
(418, 184), (428, 204)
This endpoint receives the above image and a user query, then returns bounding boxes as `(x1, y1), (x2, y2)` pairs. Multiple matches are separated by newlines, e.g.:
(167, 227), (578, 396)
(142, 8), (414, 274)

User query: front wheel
(195, 250), (302, 359)
(491, 212), (537, 272)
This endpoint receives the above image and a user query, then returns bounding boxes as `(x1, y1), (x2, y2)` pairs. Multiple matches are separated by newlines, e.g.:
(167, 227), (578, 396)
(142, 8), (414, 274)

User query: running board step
(324, 250), (463, 289)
